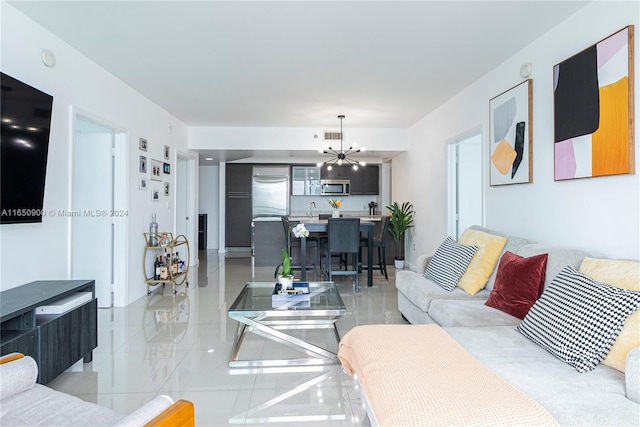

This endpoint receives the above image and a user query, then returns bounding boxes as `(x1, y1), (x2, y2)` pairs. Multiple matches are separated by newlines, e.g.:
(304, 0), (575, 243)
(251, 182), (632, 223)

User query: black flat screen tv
(1, 72), (53, 224)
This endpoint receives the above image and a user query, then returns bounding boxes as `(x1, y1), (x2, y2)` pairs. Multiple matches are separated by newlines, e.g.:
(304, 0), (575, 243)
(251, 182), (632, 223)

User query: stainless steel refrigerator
(251, 166), (290, 217)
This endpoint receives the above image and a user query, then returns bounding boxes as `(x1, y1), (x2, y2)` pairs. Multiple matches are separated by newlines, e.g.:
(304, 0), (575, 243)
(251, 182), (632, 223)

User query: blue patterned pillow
(424, 236), (478, 291)
(516, 265), (640, 373)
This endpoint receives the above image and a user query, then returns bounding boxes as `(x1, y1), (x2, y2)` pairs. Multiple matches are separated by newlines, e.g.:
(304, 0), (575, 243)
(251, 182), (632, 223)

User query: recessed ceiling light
(205, 157), (213, 161)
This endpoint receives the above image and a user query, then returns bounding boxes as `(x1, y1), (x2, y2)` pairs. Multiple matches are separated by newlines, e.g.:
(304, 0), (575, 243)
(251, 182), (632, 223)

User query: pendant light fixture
(316, 115), (366, 170)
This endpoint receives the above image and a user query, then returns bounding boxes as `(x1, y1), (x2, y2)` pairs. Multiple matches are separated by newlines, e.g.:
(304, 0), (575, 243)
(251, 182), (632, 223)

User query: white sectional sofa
(339, 225), (640, 426)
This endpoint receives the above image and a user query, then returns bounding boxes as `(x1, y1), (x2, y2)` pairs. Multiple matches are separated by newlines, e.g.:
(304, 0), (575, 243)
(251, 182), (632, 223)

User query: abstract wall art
(490, 79), (533, 186)
(554, 25), (635, 181)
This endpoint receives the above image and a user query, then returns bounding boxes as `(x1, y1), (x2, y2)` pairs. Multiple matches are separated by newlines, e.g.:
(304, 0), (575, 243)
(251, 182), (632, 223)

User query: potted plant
(327, 199), (343, 218)
(386, 201), (415, 269)
(274, 223), (308, 288)
(274, 248), (294, 288)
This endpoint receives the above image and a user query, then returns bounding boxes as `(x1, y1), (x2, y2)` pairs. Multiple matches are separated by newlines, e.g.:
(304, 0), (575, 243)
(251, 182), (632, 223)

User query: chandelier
(316, 115), (366, 170)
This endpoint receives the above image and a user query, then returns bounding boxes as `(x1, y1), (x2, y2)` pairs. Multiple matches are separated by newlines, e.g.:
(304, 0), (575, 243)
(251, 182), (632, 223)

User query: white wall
(198, 165), (220, 250)
(0, 3), (193, 305)
(189, 126), (409, 154)
(397, 0), (639, 268)
(190, 126), (408, 179)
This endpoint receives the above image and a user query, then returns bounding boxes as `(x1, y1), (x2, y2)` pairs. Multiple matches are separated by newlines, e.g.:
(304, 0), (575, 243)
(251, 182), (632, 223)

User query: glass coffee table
(228, 281), (346, 368)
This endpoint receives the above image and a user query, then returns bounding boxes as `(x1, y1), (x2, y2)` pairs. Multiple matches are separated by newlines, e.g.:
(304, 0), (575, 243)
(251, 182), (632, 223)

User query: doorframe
(174, 149), (198, 268)
(446, 126), (484, 239)
(69, 106), (129, 307)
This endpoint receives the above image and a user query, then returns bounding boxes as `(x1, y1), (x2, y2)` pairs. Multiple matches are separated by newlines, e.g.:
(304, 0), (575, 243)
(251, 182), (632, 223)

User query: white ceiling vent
(324, 131), (343, 141)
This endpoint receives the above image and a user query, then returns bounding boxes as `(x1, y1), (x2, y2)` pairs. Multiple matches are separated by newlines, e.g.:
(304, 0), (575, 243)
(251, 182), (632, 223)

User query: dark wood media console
(0, 280), (97, 384)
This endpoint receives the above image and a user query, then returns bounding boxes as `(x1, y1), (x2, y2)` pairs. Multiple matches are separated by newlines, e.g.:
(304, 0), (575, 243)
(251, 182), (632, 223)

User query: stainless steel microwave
(320, 179), (350, 196)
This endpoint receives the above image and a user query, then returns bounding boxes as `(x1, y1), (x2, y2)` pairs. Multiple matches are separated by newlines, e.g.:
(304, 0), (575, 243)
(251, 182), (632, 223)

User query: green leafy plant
(274, 248), (294, 278)
(386, 201), (415, 260)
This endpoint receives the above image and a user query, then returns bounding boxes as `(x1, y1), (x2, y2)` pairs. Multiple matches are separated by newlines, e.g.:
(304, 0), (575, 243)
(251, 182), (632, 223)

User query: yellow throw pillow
(579, 257), (640, 372)
(457, 229), (507, 295)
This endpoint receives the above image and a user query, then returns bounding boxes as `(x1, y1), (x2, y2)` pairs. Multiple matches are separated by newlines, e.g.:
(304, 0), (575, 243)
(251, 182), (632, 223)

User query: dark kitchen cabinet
(363, 165), (380, 195)
(225, 164), (252, 247)
(350, 165), (379, 195)
(320, 165), (350, 179)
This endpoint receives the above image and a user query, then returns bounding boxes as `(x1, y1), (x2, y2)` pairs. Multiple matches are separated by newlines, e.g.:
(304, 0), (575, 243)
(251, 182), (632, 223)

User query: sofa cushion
(468, 225), (534, 291)
(516, 244), (590, 291)
(457, 229), (507, 295)
(0, 383), (123, 426)
(485, 251), (548, 319)
(424, 236), (478, 291)
(626, 347), (640, 403)
(445, 326), (639, 426)
(396, 271), (489, 313)
(516, 265), (640, 373)
(429, 300), (520, 327)
(579, 257), (640, 372)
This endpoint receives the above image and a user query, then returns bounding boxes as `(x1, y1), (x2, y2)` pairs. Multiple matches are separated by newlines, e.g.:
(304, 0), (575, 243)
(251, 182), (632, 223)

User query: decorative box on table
(272, 282), (310, 308)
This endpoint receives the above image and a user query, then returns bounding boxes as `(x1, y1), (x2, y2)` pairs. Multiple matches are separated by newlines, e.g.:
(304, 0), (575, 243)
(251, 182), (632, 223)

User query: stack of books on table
(272, 282), (310, 307)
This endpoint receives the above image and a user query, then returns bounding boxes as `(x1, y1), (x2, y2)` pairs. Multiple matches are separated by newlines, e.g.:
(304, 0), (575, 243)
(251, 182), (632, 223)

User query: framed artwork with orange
(553, 25), (634, 181)
(489, 79), (533, 186)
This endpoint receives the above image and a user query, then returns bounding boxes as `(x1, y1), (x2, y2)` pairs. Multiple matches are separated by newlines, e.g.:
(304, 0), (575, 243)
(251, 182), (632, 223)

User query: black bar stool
(359, 215), (390, 280)
(322, 218), (361, 291)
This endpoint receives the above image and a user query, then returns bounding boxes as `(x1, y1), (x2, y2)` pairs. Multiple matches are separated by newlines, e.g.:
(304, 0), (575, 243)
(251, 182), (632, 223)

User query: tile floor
(48, 251), (408, 426)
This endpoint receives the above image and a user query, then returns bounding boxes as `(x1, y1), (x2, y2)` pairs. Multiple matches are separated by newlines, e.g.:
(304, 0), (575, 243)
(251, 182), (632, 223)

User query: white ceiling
(10, 0), (589, 130)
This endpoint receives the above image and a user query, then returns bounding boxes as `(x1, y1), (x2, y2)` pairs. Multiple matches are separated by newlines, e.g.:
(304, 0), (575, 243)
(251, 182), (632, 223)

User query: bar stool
(359, 215), (390, 280)
(318, 214), (346, 270)
(281, 216), (318, 280)
(322, 218), (361, 291)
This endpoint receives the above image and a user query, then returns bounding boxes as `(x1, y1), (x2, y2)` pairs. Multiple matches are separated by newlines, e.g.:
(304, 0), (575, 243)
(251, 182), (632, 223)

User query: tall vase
(332, 209), (340, 218)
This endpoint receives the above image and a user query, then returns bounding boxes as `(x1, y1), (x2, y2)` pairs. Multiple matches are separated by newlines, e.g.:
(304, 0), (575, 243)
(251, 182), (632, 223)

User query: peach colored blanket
(338, 324), (558, 426)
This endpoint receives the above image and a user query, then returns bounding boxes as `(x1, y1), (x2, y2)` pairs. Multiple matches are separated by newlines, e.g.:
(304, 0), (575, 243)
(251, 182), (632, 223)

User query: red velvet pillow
(485, 251), (548, 319)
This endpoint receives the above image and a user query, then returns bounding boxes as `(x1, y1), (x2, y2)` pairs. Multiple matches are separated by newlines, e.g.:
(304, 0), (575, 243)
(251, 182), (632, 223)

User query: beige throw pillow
(579, 257), (640, 372)
(457, 229), (507, 295)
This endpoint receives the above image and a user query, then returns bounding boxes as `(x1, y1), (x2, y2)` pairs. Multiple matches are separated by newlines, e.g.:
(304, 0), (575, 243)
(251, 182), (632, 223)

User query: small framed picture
(164, 182), (170, 196)
(139, 137), (148, 151)
(151, 189), (160, 201)
(139, 178), (147, 190)
(164, 145), (170, 160)
(139, 155), (147, 173)
(151, 159), (162, 181)
(163, 162), (171, 174)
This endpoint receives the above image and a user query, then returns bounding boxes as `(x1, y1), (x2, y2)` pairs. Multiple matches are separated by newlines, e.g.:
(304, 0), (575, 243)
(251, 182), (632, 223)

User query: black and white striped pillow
(516, 265), (640, 373)
(424, 236), (478, 291)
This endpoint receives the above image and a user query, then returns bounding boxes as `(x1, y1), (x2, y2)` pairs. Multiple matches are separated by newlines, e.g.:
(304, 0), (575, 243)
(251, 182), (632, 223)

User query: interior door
(448, 132), (482, 239)
(72, 118), (113, 307)
(457, 134), (482, 234)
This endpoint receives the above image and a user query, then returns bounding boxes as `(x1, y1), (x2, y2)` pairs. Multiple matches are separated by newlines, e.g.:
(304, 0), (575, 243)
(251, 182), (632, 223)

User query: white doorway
(175, 152), (196, 267)
(71, 114), (128, 308)
(447, 131), (483, 239)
